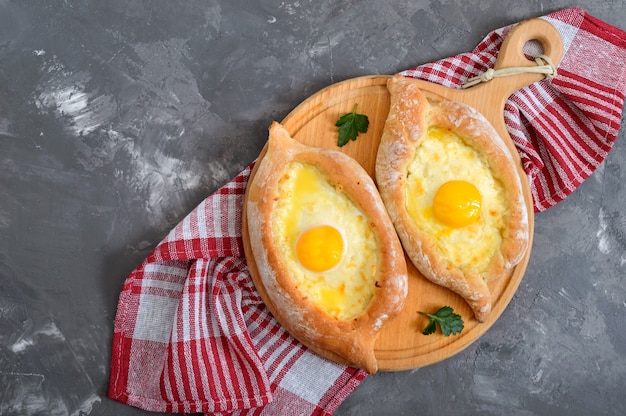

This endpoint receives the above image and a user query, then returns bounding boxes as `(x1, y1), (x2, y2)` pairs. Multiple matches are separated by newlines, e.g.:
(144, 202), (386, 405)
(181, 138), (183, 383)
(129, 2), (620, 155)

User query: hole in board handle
(523, 39), (545, 61)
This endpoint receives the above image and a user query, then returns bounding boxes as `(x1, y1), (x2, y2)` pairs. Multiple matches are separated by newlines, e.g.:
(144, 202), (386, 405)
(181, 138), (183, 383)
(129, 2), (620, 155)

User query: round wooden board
(242, 74), (534, 371)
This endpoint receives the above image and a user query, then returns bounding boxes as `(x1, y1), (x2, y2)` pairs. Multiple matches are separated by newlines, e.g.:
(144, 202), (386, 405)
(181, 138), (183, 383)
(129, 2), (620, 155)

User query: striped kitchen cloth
(108, 164), (366, 415)
(108, 7), (626, 416)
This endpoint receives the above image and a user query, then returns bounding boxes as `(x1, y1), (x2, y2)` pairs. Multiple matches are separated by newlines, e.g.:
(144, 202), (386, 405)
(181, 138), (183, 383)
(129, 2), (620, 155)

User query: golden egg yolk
(432, 180), (482, 228)
(296, 225), (344, 272)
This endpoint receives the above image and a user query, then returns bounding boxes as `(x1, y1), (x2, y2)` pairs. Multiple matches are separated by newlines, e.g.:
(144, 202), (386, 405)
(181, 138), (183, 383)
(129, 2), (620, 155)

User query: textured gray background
(1, 1), (625, 415)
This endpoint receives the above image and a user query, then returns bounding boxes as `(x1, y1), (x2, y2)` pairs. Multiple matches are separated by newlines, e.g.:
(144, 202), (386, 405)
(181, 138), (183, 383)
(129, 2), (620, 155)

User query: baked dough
(246, 121), (408, 373)
(375, 75), (529, 322)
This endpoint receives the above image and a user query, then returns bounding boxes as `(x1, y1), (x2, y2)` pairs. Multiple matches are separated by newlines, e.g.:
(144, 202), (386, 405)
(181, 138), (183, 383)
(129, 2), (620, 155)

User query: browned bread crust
(245, 121), (408, 373)
(375, 75), (529, 322)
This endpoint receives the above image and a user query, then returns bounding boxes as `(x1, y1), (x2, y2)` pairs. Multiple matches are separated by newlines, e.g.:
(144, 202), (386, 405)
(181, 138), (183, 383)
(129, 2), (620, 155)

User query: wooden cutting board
(242, 18), (563, 371)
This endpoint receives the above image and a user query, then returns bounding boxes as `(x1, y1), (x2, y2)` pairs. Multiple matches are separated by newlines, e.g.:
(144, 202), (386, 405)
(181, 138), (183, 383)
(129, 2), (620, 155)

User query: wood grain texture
(242, 18), (563, 371)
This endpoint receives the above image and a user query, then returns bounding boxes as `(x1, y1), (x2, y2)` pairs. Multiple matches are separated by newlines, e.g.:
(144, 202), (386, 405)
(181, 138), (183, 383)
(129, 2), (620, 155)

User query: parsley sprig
(419, 306), (464, 336)
(335, 103), (369, 147)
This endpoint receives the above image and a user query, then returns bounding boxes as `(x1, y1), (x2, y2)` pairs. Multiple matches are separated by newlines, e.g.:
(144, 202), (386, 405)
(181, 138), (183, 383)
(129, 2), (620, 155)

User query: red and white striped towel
(108, 167), (365, 415)
(108, 8), (626, 415)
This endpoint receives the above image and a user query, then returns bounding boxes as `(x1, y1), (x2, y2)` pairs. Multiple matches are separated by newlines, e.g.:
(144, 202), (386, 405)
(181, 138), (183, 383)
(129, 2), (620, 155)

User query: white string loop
(462, 54), (557, 89)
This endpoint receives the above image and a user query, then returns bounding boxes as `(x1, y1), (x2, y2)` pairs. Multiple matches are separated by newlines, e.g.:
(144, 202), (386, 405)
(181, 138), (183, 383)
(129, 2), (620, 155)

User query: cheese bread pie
(375, 75), (529, 322)
(246, 121), (408, 372)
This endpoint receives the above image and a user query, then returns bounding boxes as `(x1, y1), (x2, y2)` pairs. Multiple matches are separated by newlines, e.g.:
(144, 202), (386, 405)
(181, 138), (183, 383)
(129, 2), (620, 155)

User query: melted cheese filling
(272, 162), (379, 320)
(405, 127), (506, 273)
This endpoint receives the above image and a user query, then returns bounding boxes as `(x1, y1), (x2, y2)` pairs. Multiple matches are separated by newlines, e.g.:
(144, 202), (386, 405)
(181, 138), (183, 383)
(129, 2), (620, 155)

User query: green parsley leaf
(418, 306), (464, 336)
(335, 103), (369, 147)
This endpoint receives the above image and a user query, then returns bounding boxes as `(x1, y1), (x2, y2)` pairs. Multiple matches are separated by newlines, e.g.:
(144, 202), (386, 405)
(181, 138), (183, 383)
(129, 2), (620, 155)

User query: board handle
(451, 18), (564, 149)
(428, 18), (565, 125)
(487, 17), (564, 98)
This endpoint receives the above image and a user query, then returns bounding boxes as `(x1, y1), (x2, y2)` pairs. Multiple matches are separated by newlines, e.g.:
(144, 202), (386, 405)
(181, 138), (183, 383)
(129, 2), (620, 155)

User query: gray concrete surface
(1, 1), (625, 415)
